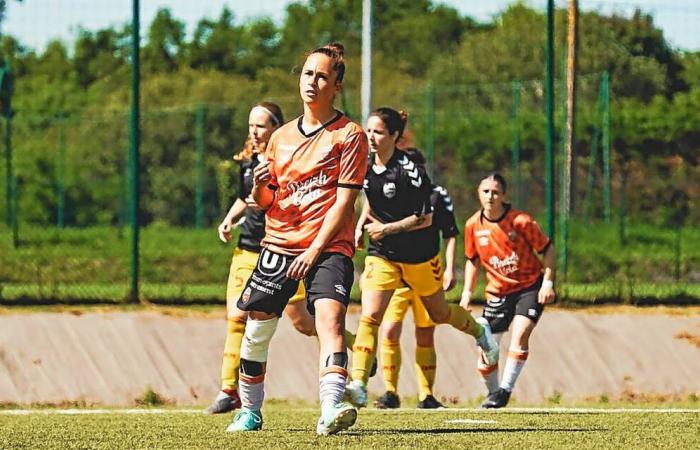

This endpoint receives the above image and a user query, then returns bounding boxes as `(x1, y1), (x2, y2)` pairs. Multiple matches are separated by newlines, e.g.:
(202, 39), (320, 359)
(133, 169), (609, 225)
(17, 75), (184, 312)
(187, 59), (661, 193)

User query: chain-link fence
(0, 0), (698, 304)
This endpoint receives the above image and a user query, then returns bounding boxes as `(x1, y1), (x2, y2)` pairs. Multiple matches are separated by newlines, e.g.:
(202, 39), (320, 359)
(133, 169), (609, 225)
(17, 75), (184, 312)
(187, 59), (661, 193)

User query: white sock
(239, 378), (265, 411)
(477, 332), (503, 394)
(500, 348), (529, 392)
(319, 371), (347, 413)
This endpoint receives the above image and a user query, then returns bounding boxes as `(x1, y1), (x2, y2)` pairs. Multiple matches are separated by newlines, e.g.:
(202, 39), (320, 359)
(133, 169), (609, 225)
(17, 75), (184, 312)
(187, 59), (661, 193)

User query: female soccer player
(205, 102), (317, 415)
(370, 148), (459, 410)
(227, 43), (368, 436)
(346, 108), (499, 408)
(461, 173), (556, 409)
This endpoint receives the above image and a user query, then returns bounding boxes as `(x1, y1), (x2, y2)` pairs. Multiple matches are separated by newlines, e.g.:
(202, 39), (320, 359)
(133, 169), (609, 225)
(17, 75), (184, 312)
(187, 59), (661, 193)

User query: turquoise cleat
(225, 408), (263, 432)
(316, 402), (357, 436)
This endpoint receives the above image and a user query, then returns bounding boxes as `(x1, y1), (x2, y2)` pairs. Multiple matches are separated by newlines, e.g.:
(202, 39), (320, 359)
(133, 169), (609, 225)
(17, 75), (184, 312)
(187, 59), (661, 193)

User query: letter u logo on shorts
(258, 249), (287, 277)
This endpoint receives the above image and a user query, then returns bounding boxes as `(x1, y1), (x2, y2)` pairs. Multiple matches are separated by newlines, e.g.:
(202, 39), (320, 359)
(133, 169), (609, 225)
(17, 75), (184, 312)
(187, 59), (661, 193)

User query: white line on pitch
(446, 419), (498, 424)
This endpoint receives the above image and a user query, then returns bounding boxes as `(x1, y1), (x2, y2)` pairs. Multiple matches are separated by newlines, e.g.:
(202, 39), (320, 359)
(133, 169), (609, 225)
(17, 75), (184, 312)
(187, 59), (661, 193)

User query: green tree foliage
(0, 2), (697, 226)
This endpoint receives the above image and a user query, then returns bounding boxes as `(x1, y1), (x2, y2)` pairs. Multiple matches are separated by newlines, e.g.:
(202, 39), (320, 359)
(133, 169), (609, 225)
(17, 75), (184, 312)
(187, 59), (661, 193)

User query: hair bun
(398, 110), (409, 124)
(327, 42), (345, 57)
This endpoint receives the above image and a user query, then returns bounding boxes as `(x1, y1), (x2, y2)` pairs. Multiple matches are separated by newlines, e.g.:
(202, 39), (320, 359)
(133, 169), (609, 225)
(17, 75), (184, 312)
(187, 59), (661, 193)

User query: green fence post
(128, 0), (141, 303)
(558, 50), (569, 282)
(57, 112), (66, 228)
(601, 71), (611, 223)
(545, 0), (555, 240)
(425, 83), (435, 177)
(511, 79), (521, 208)
(195, 104), (205, 228)
(583, 75), (604, 219)
(11, 174), (18, 248)
(1, 63), (13, 228)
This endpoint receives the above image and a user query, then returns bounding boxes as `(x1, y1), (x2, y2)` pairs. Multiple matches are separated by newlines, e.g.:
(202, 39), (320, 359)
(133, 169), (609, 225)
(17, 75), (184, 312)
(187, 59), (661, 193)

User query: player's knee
(415, 326), (435, 346)
(240, 317), (279, 362)
(383, 322), (402, 341)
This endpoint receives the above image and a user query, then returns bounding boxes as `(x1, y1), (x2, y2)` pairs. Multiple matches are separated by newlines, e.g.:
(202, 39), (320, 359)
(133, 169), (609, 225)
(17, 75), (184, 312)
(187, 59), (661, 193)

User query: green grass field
(1, 405), (698, 449)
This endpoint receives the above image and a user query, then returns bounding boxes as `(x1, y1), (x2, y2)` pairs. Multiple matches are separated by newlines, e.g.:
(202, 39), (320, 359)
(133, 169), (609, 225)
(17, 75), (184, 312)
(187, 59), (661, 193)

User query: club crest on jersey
(241, 287), (252, 304)
(382, 182), (396, 198)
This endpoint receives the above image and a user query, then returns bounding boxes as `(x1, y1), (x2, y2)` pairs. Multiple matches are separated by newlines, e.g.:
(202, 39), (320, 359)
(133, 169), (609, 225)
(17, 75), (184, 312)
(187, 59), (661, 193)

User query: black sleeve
(237, 161), (247, 200)
(432, 186), (459, 239)
(401, 160), (432, 217)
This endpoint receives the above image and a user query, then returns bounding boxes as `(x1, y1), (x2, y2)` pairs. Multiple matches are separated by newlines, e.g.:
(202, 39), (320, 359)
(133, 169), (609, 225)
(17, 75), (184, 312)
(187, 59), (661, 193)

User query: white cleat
(316, 402), (357, 436)
(344, 380), (368, 408)
(475, 317), (499, 366)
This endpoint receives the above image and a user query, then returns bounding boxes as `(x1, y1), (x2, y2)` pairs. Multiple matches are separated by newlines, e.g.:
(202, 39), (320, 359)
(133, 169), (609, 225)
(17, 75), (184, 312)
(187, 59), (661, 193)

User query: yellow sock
(221, 318), (246, 390)
(447, 304), (482, 338)
(343, 329), (356, 350)
(381, 338), (401, 393)
(415, 345), (437, 400)
(351, 316), (380, 384)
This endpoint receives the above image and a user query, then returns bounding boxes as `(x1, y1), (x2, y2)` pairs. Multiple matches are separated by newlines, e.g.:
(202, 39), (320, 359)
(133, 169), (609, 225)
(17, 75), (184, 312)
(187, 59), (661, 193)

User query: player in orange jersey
(226, 43), (368, 436)
(345, 108), (499, 408)
(205, 102), (320, 415)
(461, 173), (556, 409)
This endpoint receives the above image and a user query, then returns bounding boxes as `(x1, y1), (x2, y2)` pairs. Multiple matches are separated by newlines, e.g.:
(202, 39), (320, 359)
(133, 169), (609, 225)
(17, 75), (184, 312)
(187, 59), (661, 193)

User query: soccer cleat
(416, 394), (445, 409)
(344, 380), (368, 408)
(481, 388), (511, 409)
(316, 402), (357, 436)
(475, 317), (500, 366)
(204, 389), (241, 414)
(225, 408), (263, 432)
(374, 391), (400, 409)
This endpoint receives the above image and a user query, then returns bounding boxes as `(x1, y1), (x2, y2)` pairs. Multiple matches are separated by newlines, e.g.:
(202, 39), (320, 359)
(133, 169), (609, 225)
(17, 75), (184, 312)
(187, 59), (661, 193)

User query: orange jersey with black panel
(262, 112), (369, 257)
(464, 206), (550, 296)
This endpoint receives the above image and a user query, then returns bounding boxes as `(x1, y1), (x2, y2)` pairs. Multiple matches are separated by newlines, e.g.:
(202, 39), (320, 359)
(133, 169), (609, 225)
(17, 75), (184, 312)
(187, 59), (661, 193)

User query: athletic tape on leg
(240, 317), (279, 362)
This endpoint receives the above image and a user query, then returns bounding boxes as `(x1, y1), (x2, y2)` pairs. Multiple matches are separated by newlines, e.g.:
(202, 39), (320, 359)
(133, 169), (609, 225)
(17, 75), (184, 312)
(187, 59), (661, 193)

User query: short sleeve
(432, 186), (459, 239)
(399, 158), (432, 216)
(338, 132), (369, 188)
(514, 213), (550, 253)
(464, 219), (478, 260)
(237, 161), (247, 200)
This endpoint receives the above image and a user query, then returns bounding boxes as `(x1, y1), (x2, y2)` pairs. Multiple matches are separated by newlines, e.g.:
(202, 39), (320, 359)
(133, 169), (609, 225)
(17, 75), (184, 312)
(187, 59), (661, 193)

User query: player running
(461, 173), (556, 409)
(226, 43), (369, 435)
(346, 108), (499, 408)
(368, 148), (459, 410)
(205, 102), (321, 414)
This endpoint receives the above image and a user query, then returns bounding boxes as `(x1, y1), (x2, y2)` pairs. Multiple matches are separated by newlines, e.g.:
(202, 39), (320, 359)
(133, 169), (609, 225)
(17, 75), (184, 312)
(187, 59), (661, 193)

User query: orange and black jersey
(262, 112), (368, 257)
(464, 205), (550, 296)
(431, 184), (459, 240)
(365, 150), (436, 263)
(236, 154), (266, 252)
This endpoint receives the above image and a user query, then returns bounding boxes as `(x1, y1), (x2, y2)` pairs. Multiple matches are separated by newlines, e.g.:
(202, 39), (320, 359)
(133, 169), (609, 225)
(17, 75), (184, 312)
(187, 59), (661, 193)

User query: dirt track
(0, 308), (698, 406)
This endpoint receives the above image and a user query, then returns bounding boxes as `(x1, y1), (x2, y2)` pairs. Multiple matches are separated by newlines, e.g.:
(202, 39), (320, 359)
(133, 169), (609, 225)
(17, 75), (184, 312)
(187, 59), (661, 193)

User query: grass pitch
(1, 406), (698, 449)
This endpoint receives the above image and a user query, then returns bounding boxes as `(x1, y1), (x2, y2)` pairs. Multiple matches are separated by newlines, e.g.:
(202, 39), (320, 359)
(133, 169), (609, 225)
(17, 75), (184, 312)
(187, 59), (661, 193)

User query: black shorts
(482, 277), (544, 334)
(237, 248), (354, 316)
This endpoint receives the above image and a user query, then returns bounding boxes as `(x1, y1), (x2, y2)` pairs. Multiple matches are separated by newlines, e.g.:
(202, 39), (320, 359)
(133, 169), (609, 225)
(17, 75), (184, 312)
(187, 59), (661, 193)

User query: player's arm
(364, 211), (432, 241)
(217, 198), (248, 243)
(460, 257), (480, 311)
(354, 194), (371, 248)
(538, 243), (556, 304)
(251, 160), (276, 209)
(287, 186), (361, 280)
(442, 236), (457, 291)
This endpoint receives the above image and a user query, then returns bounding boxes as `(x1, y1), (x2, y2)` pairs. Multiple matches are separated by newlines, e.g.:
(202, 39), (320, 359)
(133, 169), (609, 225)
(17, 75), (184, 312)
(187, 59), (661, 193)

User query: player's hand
(354, 228), (365, 249)
(443, 269), (457, 292)
(364, 222), (387, 241)
(217, 218), (233, 243)
(287, 247), (321, 280)
(459, 290), (472, 312)
(538, 284), (556, 305)
(252, 161), (271, 186)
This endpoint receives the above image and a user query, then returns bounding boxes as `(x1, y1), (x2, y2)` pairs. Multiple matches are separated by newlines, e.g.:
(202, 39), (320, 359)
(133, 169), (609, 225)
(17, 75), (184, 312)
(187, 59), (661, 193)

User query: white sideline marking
(0, 409), (201, 415)
(0, 407), (698, 416)
(446, 419), (498, 424)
